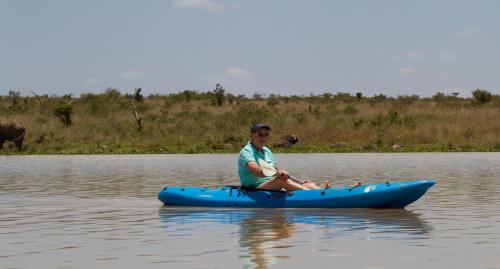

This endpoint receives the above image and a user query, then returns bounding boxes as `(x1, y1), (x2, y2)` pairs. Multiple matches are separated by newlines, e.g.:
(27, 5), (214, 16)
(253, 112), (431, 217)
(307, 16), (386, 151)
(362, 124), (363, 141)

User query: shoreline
(1, 146), (498, 155)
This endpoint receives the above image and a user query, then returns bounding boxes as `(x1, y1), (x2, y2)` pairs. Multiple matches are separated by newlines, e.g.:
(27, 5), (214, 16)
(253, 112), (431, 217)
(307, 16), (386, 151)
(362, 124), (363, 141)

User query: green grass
(1, 88), (499, 154)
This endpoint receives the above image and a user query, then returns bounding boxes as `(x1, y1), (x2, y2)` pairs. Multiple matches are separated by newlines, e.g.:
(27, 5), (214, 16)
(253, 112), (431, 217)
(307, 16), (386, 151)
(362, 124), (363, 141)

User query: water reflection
(158, 208), (431, 268)
(2, 153), (499, 268)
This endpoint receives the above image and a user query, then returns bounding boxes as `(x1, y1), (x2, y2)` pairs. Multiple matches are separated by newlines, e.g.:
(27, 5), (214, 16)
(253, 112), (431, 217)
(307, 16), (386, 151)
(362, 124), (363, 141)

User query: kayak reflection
(158, 208), (431, 268)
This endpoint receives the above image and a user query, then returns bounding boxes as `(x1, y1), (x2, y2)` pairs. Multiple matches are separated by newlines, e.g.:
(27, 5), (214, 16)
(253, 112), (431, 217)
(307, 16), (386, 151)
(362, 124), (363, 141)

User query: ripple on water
(1, 153), (500, 269)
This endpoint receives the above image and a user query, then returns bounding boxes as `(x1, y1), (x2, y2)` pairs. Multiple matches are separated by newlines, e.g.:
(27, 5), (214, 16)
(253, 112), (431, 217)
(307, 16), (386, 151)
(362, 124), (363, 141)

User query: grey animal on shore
(273, 135), (299, 148)
(0, 119), (25, 151)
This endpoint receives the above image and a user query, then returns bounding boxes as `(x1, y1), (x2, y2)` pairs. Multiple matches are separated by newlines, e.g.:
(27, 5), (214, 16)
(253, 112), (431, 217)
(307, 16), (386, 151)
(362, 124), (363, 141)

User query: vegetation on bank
(1, 85), (499, 154)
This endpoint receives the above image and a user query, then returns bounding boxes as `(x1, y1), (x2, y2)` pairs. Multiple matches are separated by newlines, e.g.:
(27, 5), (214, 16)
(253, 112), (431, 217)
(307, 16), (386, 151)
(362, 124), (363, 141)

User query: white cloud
(397, 67), (416, 76)
(408, 52), (422, 60)
(84, 77), (103, 86)
(440, 51), (458, 60)
(225, 67), (251, 81)
(455, 28), (480, 36)
(117, 70), (145, 80)
(173, 0), (224, 12)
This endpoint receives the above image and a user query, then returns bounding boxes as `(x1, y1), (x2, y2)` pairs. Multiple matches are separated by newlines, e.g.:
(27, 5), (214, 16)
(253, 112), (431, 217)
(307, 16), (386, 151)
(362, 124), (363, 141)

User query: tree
(472, 89), (492, 104)
(134, 88), (143, 102)
(253, 92), (263, 100)
(212, 83), (225, 106)
(8, 90), (20, 106)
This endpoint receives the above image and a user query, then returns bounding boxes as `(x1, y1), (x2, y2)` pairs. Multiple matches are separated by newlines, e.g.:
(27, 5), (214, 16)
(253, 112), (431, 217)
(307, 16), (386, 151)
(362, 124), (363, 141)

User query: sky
(1, 0), (500, 97)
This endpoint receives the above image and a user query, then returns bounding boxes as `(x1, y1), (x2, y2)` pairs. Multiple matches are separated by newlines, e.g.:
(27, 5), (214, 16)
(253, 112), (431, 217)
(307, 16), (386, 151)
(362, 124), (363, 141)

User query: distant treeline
(0, 85), (499, 154)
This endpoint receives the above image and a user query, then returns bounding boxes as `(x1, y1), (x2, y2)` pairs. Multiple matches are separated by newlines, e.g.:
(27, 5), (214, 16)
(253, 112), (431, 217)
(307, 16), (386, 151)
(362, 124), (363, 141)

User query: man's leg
(302, 181), (321, 190)
(257, 175), (310, 191)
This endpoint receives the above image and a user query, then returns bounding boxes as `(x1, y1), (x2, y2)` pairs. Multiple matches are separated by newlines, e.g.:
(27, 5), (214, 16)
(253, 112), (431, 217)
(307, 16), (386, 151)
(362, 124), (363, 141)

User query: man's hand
(277, 169), (290, 179)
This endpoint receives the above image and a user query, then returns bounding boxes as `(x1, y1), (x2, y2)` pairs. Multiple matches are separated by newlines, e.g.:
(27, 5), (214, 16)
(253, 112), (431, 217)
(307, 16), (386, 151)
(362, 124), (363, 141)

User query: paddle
(257, 158), (305, 184)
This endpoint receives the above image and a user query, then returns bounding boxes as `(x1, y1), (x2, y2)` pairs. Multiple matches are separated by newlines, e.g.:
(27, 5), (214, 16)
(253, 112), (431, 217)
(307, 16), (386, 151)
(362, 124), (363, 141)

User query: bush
(334, 92), (353, 102)
(267, 95), (279, 106)
(352, 118), (364, 129)
(388, 110), (400, 124)
(433, 92), (446, 102)
(472, 89), (492, 104)
(54, 104), (72, 125)
(343, 105), (358, 115)
(8, 90), (20, 106)
(373, 94), (387, 102)
(105, 88), (122, 99)
(252, 92), (263, 101)
(212, 83), (225, 106)
(397, 95), (419, 105)
(134, 88), (143, 102)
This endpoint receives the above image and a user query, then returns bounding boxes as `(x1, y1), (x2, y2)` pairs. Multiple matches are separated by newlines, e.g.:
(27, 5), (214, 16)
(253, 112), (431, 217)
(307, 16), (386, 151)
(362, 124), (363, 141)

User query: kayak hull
(158, 180), (435, 209)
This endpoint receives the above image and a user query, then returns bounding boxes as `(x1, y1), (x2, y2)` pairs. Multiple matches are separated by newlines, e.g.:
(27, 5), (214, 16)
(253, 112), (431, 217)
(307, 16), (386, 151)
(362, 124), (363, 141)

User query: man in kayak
(238, 123), (323, 191)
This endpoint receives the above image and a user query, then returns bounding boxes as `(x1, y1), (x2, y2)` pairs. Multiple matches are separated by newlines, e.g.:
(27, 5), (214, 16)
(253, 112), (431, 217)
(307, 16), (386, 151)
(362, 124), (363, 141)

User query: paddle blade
(258, 158), (277, 177)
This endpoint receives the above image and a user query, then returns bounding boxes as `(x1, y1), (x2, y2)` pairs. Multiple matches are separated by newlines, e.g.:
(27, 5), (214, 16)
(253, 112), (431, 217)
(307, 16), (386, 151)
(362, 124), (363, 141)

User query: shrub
(343, 105), (358, 115)
(54, 104), (72, 125)
(252, 92), (263, 101)
(212, 83), (225, 106)
(182, 90), (193, 102)
(397, 95), (420, 105)
(8, 90), (21, 106)
(105, 88), (122, 99)
(433, 92), (446, 102)
(370, 114), (385, 127)
(134, 88), (143, 102)
(472, 89), (492, 104)
(352, 118), (364, 129)
(373, 94), (387, 102)
(334, 92), (353, 102)
(388, 110), (400, 124)
(267, 94), (279, 106)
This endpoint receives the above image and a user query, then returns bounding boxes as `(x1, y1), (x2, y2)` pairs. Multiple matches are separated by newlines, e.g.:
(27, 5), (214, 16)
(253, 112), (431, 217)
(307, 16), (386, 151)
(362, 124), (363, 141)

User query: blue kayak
(158, 180), (435, 209)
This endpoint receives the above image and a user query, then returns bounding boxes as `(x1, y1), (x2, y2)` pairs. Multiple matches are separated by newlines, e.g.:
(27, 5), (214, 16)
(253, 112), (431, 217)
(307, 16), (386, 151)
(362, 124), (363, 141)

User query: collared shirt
(238, 141), (275, 188)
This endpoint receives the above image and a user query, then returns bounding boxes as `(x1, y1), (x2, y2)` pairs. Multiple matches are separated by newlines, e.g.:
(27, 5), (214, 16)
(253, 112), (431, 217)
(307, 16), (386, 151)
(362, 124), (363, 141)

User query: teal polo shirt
(238, 142), (275, 188)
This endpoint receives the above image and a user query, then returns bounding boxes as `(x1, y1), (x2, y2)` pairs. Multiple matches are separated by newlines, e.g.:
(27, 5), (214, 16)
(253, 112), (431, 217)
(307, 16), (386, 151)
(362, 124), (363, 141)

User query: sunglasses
(256, 132), (270, 137)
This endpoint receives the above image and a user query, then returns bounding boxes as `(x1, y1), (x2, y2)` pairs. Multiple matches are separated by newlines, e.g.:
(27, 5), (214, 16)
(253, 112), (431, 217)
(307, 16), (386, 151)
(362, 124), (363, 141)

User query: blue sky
(1, 0), (499, 97)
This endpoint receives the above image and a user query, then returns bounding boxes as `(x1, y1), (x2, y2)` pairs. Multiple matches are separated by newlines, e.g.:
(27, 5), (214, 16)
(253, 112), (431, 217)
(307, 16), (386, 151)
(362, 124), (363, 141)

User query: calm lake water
(1, 153), (499, 269)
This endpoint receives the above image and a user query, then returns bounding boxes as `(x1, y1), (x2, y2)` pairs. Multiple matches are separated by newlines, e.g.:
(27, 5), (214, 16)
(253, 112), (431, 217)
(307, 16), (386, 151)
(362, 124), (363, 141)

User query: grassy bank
(1, 87), (499, 154)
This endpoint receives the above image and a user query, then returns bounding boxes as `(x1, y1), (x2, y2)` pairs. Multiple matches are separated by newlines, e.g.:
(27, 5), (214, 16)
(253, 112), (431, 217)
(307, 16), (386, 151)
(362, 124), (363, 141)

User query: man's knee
(275, 175), (288, 181)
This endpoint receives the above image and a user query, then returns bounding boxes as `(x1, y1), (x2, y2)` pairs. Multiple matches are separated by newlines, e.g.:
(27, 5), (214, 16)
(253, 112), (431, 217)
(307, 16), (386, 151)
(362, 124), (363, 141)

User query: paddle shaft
(272, 170), (305, 184)
(288, 176), (305, 184)
(257, 158), (305, 184)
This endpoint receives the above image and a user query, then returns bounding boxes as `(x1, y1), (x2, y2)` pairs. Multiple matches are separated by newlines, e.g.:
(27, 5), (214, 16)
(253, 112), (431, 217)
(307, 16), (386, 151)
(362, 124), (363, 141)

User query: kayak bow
(158, 180), (435, 209)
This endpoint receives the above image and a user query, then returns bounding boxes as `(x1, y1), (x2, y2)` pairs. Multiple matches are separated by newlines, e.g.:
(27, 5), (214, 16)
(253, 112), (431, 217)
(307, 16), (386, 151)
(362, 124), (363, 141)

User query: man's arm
(247, 161), (290, 179)
(246, 161), (266, 177)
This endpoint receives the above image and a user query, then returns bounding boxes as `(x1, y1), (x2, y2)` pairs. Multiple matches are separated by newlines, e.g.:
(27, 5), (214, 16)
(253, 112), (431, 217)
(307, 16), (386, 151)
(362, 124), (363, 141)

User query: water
(1, 153), (499, 269)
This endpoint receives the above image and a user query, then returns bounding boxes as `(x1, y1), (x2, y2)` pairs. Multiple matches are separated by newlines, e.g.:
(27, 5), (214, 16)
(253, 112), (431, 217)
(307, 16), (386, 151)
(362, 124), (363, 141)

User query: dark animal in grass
(273, 135), (299, 148)
(0, 119), (25, 151)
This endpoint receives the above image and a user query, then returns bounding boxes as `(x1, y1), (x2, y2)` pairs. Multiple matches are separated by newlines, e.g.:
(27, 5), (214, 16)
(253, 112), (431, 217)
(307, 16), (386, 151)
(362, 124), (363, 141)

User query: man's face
(251, 129), (270, 147)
